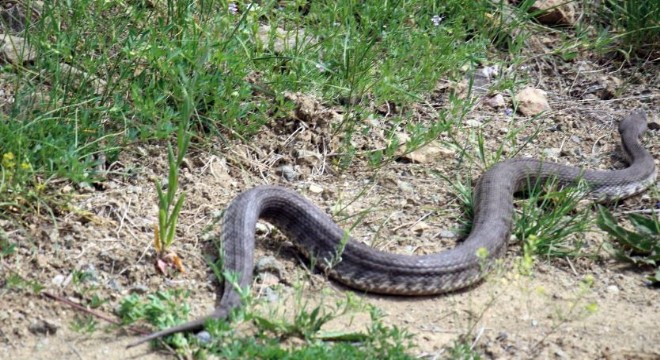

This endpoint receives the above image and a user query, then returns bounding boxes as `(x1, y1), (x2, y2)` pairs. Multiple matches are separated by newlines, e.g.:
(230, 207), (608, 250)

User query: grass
(0, 0), (658, 358)
(0, 0), (529, 199)
(591, 0), (660, 57)
(118, 285), (414, 358)
(598, 205), (660, 285)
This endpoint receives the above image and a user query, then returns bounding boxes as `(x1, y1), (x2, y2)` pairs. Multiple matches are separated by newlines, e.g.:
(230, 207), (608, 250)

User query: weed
(118, 289), (192, 348)
(0, 231), (15, 259)
(592, 0), (660, 56)
(515, 179), (592, 260)
(448, 340), (483, 360)
(121, 277), (414, 358)
(597, 206), (660, 285)
(70, 315), (99, 334)
(4, 273), (44, 294)
(153, 123), (189, 258)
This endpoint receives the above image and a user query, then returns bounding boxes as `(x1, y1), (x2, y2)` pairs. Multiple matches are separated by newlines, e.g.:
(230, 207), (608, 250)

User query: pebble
(606, 285), (620, 294)
(254, 256), (286, 280)
(255, 222), (270, 234)
(465, 119), (481, 127)
(196, 331), (212, 344)
(485, 93), (506, 108)
(543, 148), (561, 159)
(29, 319), (59, 335)
(278, 164), (298, 181)
(397, 181), (414, 193)
(130, 284), (150, 294)
(83, 264), (99, 283)
(51, 274), (66, 286)
(308, 183), (323, 194)
(106, 278), (123, 292)
(262, 286), (280, 303)
(438, 230), (457, 238)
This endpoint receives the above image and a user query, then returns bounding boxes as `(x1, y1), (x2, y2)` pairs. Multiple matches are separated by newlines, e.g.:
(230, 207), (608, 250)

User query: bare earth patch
(1, 57), (659, 359)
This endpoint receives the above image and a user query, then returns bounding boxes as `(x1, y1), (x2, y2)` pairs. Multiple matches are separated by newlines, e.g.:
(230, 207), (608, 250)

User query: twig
(42, 291), (185, 357)
(41, 291), (132, 329)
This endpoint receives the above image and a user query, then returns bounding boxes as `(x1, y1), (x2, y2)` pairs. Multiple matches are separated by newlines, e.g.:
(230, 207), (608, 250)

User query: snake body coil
(129, 111), (656, 347)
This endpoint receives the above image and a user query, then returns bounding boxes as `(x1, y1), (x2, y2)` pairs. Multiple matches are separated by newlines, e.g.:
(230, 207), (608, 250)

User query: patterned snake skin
(128, 111), (656, 347)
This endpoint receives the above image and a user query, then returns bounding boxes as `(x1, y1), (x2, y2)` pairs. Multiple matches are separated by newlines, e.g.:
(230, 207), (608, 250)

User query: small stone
(465, 119), (481, 127)
(106, 278), (123, 292)
(606, 285), (619, 294)
(33, 255), (48, 269)
(543, 148), (561, 159)
(438, 230), (457, 238)
(411, 221), (430, 234)
(528, 0), (575, 25)
(29, 319), (60, 335)
(554, 346), (569, 359)
(257, 272), (281, 287)
(278, 164), (298, 181)
(399, 141), (453, 163)
(397, 181), (414, 193)
(82, 264), (99, 283)
(308, 184), (323, 194)
(255, 222), (270, 234)
(0, 34), (36, 64)
(485, 93), (506, 108)
(254, 256), (286, 280)
(395, 132), (410, 144)
(196, 331), (212, 344)
(257, 25), (316, 54)
(515, 87), (551, 116)
(130, 285), (150, 294)
(295, 149), (322, 166)
(51, 274), (66, 286)
(262, 286), (280, 303)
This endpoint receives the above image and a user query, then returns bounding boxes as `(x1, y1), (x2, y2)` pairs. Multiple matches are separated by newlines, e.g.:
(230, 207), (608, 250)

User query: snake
(128, 110), (656, 347)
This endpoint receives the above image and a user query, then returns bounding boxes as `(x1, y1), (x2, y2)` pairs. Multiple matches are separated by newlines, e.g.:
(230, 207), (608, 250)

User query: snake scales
(129, 111), (656, 347)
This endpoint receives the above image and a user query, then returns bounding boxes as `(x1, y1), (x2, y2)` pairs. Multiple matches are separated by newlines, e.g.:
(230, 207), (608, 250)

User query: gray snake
(129, 111), (656, 347)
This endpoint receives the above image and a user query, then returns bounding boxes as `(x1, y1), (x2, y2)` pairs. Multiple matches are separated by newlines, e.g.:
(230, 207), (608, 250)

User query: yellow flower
(2, 152), (16, 169)
(476, 247), (489, 259)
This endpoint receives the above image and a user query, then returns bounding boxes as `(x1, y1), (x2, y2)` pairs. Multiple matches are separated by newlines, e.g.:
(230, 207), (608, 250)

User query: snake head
(619, 110), (648, 138)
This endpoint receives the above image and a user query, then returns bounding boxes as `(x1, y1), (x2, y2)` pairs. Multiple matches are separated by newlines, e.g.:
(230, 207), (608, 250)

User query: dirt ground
(1, 42), (659, 360)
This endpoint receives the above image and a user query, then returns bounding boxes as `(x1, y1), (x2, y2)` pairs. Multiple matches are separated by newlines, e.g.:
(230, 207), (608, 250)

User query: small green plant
(87, 294), (106, 309)
(121, 274), (414, 358)
(154, 126), (189, 252)
(201, 300), (414, 359)
(0, 234), (15, 259)
(153, 107), (191, 275)
(118, 289), (192, 348)
(595, 0), (660, 56)
(70, 315), (98, 334)
(515, 179), (592, 260)
(597, 206), (660, 285)
(4, 273), (45, 294)
(528, 275), (598, 352)
(72, 269), (96, 285)
(448, 339), (482, 360)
